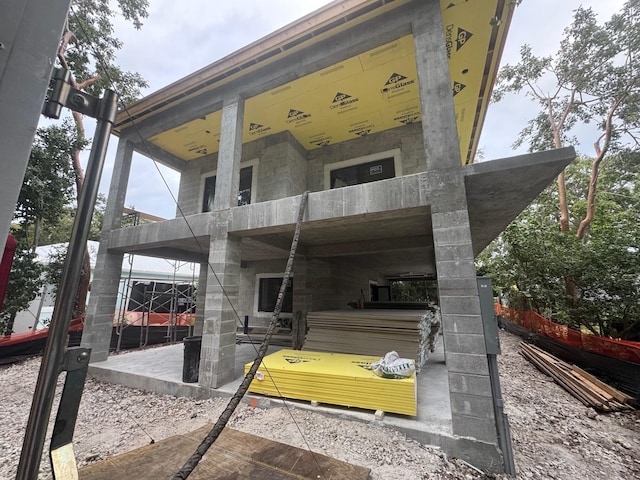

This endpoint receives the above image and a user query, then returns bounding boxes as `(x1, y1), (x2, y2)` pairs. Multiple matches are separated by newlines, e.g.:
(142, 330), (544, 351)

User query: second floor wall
(175, 122), (425, 218)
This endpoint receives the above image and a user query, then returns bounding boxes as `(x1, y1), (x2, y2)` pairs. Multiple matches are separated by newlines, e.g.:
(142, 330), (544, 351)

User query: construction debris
(519, 342), (636, 412)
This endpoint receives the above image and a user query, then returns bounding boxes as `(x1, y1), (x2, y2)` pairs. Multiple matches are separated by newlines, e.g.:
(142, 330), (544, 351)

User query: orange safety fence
(113, 310), (195, 327)
(495, 304), (640, 364)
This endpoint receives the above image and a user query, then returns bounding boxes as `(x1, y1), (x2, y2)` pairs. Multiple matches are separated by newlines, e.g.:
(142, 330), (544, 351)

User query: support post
(16, 83), (118, 479)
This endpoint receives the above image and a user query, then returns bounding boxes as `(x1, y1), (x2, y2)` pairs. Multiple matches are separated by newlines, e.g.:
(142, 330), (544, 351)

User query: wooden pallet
(519, 342), (636, 412)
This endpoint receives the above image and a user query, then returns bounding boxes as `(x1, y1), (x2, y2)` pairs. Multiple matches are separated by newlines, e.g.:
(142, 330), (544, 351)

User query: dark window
(330, 157), (395, 189)
(202, 166), (253, 212)
(258, 277), (293, 313)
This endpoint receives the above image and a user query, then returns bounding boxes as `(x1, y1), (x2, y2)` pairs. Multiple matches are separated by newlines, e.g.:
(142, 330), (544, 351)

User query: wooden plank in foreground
(79, 425), (369, 480)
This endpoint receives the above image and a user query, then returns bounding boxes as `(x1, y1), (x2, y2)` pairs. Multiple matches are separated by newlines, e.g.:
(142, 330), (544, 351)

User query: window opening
(202, 165), (253, 212)
(330, 157), (395, 188)
(258, 276), (293, 314)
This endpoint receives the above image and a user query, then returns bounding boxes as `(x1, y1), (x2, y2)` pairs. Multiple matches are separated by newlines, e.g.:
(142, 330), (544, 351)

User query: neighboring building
(82, 0), (575, 472)
(13, 241), (198, 333)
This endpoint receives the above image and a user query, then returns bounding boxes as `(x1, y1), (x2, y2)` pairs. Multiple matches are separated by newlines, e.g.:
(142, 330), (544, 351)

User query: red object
(0, 235), (17, 312)
(496, 304), (640, 364)
(0, 317), (85, 347)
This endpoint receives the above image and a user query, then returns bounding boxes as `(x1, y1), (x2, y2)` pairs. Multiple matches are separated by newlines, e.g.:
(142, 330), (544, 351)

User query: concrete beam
(307, 234), (433, 257)
(133, 140), (189, 172)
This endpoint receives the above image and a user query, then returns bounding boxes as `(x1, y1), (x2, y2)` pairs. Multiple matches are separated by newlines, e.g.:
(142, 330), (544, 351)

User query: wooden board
(78, 425), (369, 479)
(304, 309), (438, 370)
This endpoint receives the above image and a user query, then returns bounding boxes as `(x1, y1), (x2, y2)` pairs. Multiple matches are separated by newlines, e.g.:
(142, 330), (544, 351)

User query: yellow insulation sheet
(245, 349), (416, 416)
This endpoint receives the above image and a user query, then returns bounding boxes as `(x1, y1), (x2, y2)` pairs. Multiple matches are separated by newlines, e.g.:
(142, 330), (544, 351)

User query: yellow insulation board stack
(245, 349), (416, 416)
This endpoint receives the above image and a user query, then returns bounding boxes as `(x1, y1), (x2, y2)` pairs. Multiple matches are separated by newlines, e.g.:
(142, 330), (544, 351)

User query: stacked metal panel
(245, 349), (416, 416)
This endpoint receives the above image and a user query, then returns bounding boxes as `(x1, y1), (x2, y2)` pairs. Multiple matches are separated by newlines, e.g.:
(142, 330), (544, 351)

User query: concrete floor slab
(88, 335), (452, 442)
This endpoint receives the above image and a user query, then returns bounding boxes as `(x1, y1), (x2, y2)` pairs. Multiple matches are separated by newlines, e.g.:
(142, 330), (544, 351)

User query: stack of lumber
(520, 342), (636, 412)
(304, 309), (439, 371)
(245, 349), (417, 416)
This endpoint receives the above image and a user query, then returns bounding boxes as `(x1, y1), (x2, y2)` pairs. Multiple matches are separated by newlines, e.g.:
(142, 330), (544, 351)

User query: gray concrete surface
(88, 333), (505, 470)
(88, 336), (451, 428)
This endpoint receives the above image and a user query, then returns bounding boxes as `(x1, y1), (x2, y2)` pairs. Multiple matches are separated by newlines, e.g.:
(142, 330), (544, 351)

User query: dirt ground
(1, 330), (638, 479)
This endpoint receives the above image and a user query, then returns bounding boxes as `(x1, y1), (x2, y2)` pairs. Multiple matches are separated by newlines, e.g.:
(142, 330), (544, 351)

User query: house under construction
(81, 0), (575, 471)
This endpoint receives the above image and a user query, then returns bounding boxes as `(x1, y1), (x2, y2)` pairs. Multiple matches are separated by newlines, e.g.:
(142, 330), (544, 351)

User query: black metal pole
(16, 89), (118, 479)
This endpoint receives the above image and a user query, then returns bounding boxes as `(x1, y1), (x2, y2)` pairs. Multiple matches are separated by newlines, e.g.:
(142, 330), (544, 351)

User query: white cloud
(480, 0), (627, 160)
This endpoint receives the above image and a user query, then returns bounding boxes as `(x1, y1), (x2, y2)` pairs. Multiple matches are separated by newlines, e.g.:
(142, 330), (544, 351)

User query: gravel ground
(1, 330), (639, 479)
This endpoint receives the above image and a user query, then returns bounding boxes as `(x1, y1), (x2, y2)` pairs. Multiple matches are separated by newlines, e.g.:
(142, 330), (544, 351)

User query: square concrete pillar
(213, 97), (244, 210)
(82, 251), (124, 362)
(413, 0), (498, 445)
(198, 228), (241, 389)
(83, 136), (134, 361)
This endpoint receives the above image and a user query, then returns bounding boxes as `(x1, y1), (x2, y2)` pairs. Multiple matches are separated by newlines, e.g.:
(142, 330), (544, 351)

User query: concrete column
(0, 0), (72, 248)
(413, 0), (498, 445)
(103, 137), (135, 229)
(213, 97), (244, 210)
(192, 262), (208, 336)
(199, 219), (241, 388)
(82, 137), (134, 361)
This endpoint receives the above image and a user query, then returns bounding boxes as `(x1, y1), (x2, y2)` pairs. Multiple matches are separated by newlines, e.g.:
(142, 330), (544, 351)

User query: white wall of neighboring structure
(11, 241), (199, 334)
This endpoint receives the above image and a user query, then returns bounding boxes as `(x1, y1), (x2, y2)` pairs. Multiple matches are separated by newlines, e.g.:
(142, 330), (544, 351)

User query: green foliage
(493, 0), (640, 154)
(38, 194), (106, 245)
(390, 279), (438, 303)
(15, 120), (86, 246)
(0, 240), (44, 336)
(66, 0), (150, 104)
(478, 153), (640, 338)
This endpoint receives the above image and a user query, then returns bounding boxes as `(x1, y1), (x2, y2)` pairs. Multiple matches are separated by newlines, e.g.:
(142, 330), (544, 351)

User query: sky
(79, 0), (626, 219)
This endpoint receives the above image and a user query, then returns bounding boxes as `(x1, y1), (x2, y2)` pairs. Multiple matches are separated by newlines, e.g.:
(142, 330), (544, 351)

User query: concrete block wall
(82, 250), (125, 362)
(299, 258), (375, 312)
(174, 124), (424, 217)
(255, 132), (308, 202)
(176, 154), (217, 217)
(199, 226), (241, 389)
(307, 123), (424, 192)
(433, 208), (497, 444)
(238, 258), (293, 327)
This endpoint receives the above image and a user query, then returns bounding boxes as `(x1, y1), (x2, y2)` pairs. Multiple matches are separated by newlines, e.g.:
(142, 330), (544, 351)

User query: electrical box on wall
(477, 276), (500, 355)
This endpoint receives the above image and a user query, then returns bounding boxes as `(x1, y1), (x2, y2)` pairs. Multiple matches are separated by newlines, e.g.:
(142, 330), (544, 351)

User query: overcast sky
(86, 0), (625, 219)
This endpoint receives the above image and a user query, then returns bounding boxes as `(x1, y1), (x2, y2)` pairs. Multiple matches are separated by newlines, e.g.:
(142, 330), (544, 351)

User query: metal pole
(16, 89), (118, 479)
(488, 354), (517, 476)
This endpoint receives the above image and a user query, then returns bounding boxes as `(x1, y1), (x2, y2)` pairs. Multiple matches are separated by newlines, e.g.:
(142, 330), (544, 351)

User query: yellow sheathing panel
(148, 1), (510, 164)
(148, 110), (222, 160)
(245, 349), (417, 416)
(442, 0), (507, 163)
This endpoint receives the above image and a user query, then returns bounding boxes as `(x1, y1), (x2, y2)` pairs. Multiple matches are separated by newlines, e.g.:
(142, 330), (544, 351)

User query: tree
(478, 153), (640, 339)
(494, 0), (640, 238)
(0, 239), (44, 336)
(38, 193), (106, 245)
(14, 120), (86, 248)
(53, 0), (149, 317)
